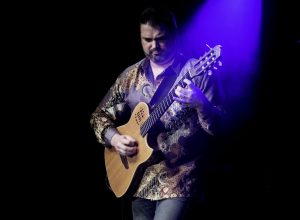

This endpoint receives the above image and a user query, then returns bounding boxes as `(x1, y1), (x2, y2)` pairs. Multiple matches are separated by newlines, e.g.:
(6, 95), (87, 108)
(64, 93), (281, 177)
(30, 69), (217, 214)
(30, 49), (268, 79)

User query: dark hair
(139, 7), (177, 34)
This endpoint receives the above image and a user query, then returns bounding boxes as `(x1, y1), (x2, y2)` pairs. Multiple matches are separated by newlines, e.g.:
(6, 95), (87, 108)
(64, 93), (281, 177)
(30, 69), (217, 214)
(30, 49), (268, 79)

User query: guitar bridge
(120, 155), (129, 169)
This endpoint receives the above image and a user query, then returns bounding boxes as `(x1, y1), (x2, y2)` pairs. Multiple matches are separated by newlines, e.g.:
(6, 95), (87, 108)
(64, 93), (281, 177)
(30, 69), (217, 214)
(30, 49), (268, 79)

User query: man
(90, 7), (224, 220)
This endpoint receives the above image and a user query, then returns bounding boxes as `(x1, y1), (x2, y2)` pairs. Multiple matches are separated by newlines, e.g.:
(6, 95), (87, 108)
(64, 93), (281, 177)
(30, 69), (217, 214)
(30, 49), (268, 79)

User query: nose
(151, 40), (159, 49)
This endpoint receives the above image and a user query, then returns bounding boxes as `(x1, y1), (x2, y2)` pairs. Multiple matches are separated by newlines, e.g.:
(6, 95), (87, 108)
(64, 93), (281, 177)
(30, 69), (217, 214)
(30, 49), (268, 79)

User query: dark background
(12, 0), (299, 219)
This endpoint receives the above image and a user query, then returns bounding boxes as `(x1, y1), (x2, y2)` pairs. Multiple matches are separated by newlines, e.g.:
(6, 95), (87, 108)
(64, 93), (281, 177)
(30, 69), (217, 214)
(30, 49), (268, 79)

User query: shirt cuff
(104, 127), (118, 147)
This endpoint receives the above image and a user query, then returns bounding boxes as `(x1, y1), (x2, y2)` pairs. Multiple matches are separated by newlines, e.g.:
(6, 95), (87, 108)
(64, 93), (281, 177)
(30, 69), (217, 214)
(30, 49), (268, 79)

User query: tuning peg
(213, 66), (218, 70)
(218, 61), (222, 66)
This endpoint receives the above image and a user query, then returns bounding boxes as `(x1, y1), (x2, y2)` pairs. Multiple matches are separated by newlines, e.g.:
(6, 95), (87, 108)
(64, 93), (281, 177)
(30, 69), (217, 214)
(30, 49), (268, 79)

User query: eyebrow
(141, 35), (167, 41)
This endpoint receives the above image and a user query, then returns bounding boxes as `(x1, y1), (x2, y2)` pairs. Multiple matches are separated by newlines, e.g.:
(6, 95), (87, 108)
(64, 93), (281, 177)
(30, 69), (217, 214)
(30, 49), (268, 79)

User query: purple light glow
(180, 0), (262, 110)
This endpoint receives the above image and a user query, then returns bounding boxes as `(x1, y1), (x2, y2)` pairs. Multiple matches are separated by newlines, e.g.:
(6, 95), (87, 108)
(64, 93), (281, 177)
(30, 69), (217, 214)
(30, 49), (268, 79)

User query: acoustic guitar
(105, 45), (222, 197)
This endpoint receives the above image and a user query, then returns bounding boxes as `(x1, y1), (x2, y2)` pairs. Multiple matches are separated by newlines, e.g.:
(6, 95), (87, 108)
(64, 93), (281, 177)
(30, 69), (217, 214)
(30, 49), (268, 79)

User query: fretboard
(140, 44), (221, 136)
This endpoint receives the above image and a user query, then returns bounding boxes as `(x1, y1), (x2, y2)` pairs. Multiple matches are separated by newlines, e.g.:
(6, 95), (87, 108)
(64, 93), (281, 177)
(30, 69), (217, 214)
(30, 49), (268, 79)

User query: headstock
(190, 44), (222, 77)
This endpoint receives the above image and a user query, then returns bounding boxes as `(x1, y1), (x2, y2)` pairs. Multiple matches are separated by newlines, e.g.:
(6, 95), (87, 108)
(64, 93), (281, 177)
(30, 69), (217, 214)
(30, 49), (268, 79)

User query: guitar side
(104, 102), (153, 198)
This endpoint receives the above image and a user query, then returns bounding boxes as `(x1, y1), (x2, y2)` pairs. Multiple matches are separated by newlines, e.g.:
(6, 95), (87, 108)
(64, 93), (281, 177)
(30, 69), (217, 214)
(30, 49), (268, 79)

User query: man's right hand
(111, 133), (138, 156)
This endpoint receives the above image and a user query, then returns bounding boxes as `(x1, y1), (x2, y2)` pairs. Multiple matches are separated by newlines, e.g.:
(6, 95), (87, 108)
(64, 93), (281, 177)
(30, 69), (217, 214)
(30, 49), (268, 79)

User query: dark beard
(146, 50), (173, 65)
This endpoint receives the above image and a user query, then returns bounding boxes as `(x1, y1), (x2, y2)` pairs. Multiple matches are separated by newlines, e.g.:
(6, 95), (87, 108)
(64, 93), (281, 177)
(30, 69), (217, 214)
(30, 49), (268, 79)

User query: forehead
(140, 23), (168, 35)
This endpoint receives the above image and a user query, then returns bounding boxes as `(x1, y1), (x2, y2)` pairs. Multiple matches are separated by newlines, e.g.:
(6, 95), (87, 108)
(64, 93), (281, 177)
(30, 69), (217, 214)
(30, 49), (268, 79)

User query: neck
(150, 57), (174, 80)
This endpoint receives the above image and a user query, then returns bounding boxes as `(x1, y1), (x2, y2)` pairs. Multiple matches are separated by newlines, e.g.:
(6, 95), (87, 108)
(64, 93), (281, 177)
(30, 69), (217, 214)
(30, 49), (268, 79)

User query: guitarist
(90, 6), (225, 220)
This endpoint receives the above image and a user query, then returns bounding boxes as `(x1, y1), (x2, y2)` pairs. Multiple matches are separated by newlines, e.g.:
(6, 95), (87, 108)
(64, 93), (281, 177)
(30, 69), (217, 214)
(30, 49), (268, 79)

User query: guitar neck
(140, 45), (221, 136)
(140, 72), (191, 136)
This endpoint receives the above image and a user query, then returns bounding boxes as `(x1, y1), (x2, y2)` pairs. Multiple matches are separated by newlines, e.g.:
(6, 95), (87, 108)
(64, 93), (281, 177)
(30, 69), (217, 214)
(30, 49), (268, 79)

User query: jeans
(132, 197), (190, 220)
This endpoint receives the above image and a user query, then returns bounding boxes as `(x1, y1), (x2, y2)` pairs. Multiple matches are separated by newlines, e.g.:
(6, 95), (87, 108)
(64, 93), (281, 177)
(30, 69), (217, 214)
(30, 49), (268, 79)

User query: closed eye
(144, 38), (153, 42)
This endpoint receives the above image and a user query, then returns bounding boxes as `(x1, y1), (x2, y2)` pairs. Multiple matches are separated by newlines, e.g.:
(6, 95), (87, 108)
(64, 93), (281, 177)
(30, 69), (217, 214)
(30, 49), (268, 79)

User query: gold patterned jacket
(90, 54), (224, 200)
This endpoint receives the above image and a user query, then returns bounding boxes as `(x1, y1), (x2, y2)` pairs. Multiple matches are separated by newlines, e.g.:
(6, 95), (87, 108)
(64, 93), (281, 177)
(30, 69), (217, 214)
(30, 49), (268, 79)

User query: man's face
(140, 23), (176, 65)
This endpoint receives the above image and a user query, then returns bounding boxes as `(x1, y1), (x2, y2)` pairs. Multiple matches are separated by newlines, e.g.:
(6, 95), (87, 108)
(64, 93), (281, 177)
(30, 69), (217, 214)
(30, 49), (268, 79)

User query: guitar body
(104, 102), (158, 198)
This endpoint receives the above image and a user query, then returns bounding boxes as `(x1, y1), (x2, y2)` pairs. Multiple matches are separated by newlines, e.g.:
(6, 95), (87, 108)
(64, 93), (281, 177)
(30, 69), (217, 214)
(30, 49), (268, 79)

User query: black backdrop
(19, 0), (299, 219)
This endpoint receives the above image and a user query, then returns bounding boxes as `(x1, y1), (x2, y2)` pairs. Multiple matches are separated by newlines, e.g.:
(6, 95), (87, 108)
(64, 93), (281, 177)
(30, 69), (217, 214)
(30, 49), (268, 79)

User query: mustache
(149, 48), (162, 54)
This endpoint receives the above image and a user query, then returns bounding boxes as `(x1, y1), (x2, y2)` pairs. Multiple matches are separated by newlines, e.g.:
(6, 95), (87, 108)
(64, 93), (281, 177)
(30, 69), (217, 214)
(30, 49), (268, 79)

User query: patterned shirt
(90, 53), (224, 200)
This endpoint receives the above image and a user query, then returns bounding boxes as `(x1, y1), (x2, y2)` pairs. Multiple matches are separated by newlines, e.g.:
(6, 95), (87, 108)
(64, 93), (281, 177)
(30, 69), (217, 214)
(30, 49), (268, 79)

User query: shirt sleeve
(90, 73), (128, 146)
(183, 58), (225, 136)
